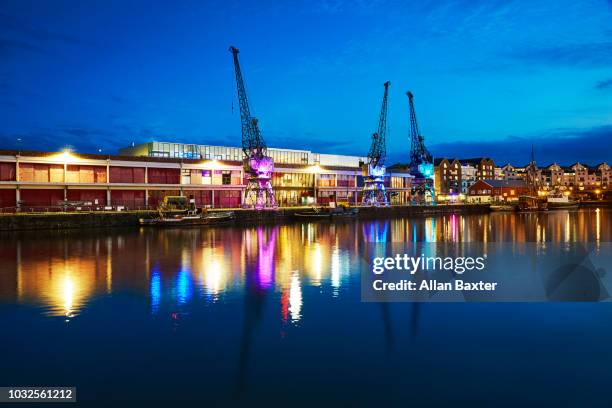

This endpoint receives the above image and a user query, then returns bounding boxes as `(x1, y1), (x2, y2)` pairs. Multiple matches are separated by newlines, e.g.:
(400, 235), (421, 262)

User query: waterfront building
(433, 158), (462, 201)
(460, 164), (476, 194)
(499, 163), (521, 180)
(467, 179), (529, 203)
(459, 158), (495, 181)
(494, 166), (504, 180)
(499, 161), (610, 199)
(0, 143), (414, 210)
(541, 163), (564, 189)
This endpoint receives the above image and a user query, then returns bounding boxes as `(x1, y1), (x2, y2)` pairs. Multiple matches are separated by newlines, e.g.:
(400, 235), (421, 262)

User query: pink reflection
(256, 227), (277, 289)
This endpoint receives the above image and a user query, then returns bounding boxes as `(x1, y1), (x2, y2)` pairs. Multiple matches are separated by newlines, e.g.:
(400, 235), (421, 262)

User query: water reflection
(0, 209), (609, 322)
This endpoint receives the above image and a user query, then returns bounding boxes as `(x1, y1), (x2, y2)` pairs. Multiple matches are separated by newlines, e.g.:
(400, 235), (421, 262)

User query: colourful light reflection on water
(150, 266), (161, 314)
(2, 209), (609, 324)
(256, 227), (277, 289)
(176, 268), (193, 305)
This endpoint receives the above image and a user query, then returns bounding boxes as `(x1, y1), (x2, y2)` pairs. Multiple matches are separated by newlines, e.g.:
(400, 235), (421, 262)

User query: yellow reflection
(199, 248), (228, 296)
(62, 275), (75, 318)
(331, 246), (341, 295)
(205, 260), (224, 295)
(15, 253), (108, 318)
(289, 274), (302, 323)
(305, 242), (323, 286)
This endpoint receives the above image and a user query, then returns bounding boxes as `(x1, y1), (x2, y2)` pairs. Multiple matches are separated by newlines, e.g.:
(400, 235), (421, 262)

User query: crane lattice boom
(362, 81), (391, 207)
(230, 46), (267, 160)
(407, 91), (432, 171)
(229, 45), (276, 209)
(367, 81), (390, 169)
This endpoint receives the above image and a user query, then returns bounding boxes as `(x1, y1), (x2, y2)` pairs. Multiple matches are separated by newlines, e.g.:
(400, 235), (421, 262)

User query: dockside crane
(230, 46), (277, 210)
(362, 81), (390, 206)
(406, 91), (434, 203)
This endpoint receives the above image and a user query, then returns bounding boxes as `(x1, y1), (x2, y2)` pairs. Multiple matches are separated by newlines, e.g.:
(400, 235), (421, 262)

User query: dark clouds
(596, 79), (612, 89)
(423, 126), (612, 166)
(1, 125), (145, 154)
(0, 37), (44, 54)
(0, 12), (85, 59)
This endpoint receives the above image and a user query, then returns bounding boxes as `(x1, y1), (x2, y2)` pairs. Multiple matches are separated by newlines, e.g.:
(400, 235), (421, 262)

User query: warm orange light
(310, 164), (322, 174)
(50, 149), (76, 163)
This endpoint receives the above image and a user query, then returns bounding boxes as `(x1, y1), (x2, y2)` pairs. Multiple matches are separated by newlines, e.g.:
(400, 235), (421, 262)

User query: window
(222, 171), (231, 185)
(181, 169), (190, 185)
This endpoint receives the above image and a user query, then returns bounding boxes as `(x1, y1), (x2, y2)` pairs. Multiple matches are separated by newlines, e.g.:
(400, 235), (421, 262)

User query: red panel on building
(184, 190), (212, 207)
(109, 167), (145, 183)
(66, 165), (107, 183)
(67, 189), (107, 205)
(148, 168), (180, 184)
(110, 190), (145, 208)
(20, 189), (64, 207)
(0, 163), (16, 181)
(0, 189), (16, 208)
(214, 190), (241, 208)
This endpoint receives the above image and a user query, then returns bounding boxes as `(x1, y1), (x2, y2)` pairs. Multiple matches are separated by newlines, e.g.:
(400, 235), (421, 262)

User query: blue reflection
(176, 268), (193, 305)
(150, 266), (161, 314)
(364, 221), (389, 243)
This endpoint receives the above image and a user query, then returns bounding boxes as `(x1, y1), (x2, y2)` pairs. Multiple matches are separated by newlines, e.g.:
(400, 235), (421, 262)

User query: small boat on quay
(490, 203), (517, 212)
(295, 206), (359, 219)
(139, 210), (235, 227)
(517, 195), (548, 212)
(547, 193), (579, 210)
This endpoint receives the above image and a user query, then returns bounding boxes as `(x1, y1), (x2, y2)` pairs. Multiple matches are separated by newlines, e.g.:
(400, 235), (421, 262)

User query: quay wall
(0, 205), (491, 231)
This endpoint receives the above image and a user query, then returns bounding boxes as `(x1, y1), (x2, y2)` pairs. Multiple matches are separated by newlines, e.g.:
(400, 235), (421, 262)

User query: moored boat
(517, 195), (548, 212)
(490, 203), (517, 212)
(295, 206), (359, 219)
(547, 194), (579, 210)
(140, 211), (235, 226)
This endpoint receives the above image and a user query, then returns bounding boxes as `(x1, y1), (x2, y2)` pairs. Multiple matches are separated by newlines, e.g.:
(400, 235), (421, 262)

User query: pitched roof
(387, 163), (410, 171)
(433, 158), (446, 165)
(479, 179), (527, 188)
(459, 157), (493, 166)
(434, 157), (460, 165)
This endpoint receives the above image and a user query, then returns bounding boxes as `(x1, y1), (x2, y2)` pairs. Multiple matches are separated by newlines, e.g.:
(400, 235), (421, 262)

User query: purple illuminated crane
(362, 81), (390, 206)
(230, 46), (277, 210)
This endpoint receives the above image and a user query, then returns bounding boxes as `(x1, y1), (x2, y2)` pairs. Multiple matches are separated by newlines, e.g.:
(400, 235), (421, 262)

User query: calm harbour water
(0, 209), (611, 406)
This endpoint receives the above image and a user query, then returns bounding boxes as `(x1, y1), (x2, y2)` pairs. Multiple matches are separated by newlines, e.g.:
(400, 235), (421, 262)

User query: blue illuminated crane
(407, 91), (434, 203)
(230, 46), (276, 209)
(362, 81), (390, 206)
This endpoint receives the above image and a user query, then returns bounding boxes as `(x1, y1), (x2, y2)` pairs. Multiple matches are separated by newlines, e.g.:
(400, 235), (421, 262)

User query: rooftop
(480, 179), (527, 188)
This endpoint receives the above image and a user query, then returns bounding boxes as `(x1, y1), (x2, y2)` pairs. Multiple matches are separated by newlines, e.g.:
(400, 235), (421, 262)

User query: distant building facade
(459, 158), (495, 181)
(467, 179), (530, 203)
(498, 161), (611, 199)
(433, 158), (461, 200)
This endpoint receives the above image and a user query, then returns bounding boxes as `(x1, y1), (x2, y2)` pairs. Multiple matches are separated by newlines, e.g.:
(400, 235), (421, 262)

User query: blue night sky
(1, 0), (611, 165)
